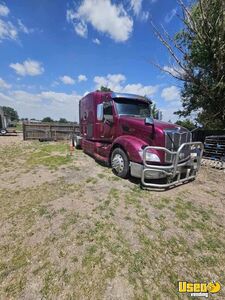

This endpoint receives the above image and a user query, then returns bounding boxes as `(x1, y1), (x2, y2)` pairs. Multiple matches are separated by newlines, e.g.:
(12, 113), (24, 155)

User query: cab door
(100, 101), (114, 141)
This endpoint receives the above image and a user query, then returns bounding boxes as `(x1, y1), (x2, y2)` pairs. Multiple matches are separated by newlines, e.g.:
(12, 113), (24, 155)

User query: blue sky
(0, 0), (184, 121)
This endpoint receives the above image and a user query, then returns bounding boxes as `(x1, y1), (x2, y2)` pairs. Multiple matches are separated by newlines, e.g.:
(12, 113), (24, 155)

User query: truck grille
(164, 128), (192, 163)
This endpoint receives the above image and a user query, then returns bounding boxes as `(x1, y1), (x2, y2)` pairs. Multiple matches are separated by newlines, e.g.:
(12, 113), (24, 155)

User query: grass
(86, 177), (98, 184)
(27, 142), (72, 169)
(0, 141), (73, 173)
(61, 212), (80, 231)
(0, 140), (225, 299)
(16, 123), (23, 132)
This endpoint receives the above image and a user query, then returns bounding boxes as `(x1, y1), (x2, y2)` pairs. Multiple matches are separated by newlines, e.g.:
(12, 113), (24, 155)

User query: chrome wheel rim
(112, 154), (124, 173)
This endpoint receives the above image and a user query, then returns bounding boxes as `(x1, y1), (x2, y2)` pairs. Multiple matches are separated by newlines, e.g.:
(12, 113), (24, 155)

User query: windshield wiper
(119, 114), (142, 117)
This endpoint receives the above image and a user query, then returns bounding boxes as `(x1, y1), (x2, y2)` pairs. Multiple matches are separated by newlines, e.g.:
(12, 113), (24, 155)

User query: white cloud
(67, 9), (88, 37)
(165, 8), (177, 23)
(140, 11), (149, 21)
(66, 9), (76, 24)
(0, 92), (13, 105)
(161, 86), (180, 102)
(60, 75), (75, 85)
(0, 77), (11, 89)
(51, 80), (59, 87)
(10, 59), (44, 76)
(0, 89), (81, 121)
(92, 38), (100, 44)
(158, 85), (182, 122)
(163, 65), (185, 77)
(75, 21), (88, 37)
(0, 4), (33, 42)
(59, 75), (87, 85)
(0, 3), (9, 16)
(130, 0), (142, 16)
(17, 19), (33, 34)
(0, 19), (18, 41)
(160, 106), (179, 122)
(67, 0), (133, 42)
(129, 0), (149, 21)
(123, 83), (158, 96)
(94, 73), (158, 97)
(94, 73), (126, 91)
(78, 74), (87, 82)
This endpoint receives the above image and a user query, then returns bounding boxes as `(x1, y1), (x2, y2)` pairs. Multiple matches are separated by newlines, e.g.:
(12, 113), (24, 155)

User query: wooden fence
(23, 122), (80, 141)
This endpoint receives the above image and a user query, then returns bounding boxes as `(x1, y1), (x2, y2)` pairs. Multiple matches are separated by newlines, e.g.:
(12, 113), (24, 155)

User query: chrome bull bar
(141, 142), (204, 189)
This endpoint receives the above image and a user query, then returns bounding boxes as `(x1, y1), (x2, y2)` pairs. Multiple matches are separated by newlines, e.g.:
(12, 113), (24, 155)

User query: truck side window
(97, 104), (103, 121)
(103, 102), (113, 122)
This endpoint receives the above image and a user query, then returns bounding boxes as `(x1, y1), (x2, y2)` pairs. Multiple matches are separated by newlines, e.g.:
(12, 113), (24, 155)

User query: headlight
(139, 150), (160, 162)
(146, 152), (160, 162)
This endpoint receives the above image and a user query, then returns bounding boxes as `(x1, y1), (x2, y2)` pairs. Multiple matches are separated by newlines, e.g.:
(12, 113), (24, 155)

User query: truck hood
(119, 116), (183, 146)
(153, 119), (182, 132)
(119, 116), (180, 129)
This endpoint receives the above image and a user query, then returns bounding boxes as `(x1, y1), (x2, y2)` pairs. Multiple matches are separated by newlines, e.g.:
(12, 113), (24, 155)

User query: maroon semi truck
(73, 91), (203, 188)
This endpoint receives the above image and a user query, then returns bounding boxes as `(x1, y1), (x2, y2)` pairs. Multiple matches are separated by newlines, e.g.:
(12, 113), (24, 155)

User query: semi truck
(73, 91), (203, 188)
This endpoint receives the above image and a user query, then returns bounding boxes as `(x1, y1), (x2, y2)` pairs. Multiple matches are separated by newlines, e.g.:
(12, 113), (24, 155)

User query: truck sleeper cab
(73, 91), (203, 189)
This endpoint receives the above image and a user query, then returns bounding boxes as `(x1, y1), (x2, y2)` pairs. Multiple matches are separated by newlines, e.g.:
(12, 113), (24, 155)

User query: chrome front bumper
(130, 142), (204, 189)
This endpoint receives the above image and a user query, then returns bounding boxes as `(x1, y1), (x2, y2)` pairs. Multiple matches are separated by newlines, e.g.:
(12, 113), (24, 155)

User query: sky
(0, 0), (184, 122)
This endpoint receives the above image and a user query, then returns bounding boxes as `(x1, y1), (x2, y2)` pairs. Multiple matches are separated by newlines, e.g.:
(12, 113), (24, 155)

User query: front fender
(112, 135), (147, 163)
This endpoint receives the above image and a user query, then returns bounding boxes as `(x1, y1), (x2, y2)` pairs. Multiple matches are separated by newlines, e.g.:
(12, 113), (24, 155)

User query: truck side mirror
(145, 116), (154, 125)
(97, 103), (104, 121)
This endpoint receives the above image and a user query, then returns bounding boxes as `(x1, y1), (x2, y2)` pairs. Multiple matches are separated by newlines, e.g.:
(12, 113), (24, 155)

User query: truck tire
(111, 148), (130, 178)
(74, 135), (81, 149)
(0, 129), (7, 135)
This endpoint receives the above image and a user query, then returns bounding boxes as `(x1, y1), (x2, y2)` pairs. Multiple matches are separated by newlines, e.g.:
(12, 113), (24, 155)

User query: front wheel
(111, 148), (130, 178)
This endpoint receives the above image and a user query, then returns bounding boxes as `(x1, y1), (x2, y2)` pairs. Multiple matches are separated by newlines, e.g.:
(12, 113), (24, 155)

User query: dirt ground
(0, 135), (225, 299)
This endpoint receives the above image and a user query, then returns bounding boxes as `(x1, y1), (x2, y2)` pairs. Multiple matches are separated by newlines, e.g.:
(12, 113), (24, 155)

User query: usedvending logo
(178, 281), (221, 298)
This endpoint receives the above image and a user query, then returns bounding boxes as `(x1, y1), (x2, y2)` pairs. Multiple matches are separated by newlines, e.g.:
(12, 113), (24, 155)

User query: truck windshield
(114, 98), (151, 118)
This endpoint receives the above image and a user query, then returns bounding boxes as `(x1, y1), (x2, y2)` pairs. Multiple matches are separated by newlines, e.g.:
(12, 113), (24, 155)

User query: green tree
(58, 118), (68, 123)
(151, 103), (160, 119)
(99, 86), (112, 92)
(152, 0), (225, 129)
(2, 106), (19, 121)
(176, 119), (196, 131)
(42, 117), (54, 123)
